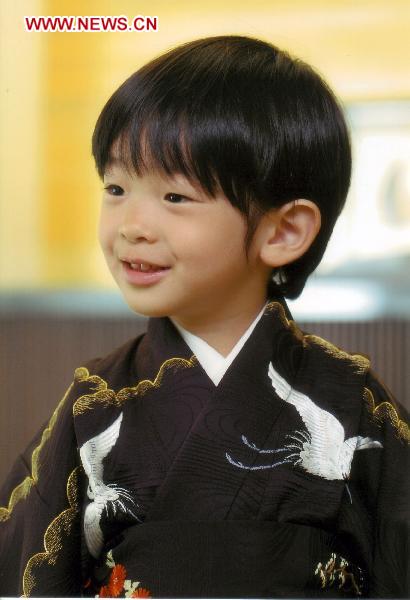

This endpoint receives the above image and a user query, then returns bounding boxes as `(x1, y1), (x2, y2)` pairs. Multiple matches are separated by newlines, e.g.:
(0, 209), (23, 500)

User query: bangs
(101, 112), (223, 198)
(92, 89), (263, 213)
(91, 38), (273, 214)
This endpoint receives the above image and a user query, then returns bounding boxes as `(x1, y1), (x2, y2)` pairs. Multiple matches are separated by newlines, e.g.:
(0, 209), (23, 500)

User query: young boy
(0, 35), (408, 598)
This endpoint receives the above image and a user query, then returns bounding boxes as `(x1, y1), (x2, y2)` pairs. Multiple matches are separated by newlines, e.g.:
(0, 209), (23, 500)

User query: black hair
(92, 35), (351, 299)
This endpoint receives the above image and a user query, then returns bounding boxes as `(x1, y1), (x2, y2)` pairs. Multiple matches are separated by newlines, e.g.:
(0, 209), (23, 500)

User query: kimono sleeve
(361, 370), (410, 598)
(0, 371), (87, 597)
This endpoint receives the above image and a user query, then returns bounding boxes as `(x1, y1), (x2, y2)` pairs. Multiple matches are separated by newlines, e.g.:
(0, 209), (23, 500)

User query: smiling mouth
(124, 261), (170, 273)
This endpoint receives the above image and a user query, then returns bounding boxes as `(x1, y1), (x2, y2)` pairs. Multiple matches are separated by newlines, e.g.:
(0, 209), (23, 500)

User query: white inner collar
(171, 303), (268, 386)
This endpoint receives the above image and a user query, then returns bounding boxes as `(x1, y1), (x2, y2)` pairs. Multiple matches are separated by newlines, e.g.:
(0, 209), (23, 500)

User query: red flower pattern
(98, 585), (112, 597)
(96, 558), (152, 598)
(83, 577), (91, 589)
(131, 588), (152, 598)
(108, 564), (127, 597)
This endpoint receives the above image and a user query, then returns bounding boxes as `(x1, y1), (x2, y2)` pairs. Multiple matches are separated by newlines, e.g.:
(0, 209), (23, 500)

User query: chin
(124, 298), (174, 319)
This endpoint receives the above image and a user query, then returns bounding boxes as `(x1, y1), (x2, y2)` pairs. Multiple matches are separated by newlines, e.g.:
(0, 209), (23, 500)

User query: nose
(118, 197), (157, 244)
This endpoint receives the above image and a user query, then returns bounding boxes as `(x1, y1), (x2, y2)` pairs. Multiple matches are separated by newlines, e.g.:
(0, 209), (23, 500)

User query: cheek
(98, 209), (115, 253)
(206, 216), (248, 259)
(179, 216), (247, 271)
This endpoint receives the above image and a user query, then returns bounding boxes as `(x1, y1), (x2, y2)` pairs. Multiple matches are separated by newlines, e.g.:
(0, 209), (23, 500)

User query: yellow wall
(1, 0), (409, 288)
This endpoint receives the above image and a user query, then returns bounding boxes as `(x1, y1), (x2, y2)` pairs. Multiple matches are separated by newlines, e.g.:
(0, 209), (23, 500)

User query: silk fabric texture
(0, 299), (409, 598)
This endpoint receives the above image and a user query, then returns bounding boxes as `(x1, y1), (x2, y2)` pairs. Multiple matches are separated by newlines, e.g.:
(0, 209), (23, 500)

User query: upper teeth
(130, 262), (153, 271)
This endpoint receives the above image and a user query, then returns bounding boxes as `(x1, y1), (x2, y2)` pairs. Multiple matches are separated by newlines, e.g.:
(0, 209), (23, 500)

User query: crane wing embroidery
(80, 413), (139, 558)
(226, 362), (382, 481)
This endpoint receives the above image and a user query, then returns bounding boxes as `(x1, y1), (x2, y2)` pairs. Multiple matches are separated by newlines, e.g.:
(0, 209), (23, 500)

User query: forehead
(103, 155), (126, 174)
(103, 139), (162, 176)
(104, 135), (132, 173)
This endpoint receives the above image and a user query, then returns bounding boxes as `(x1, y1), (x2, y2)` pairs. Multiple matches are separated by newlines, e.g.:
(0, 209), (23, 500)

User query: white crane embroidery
(226, 362), (382, 484)
(80, 412), (139, 558)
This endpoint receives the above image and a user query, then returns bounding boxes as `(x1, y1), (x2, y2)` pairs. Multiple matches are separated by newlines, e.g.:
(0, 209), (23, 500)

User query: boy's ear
(258, 199), (321, 268)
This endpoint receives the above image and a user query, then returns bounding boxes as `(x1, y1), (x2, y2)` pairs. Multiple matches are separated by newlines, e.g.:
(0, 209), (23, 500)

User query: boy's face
(99, 160), (271, 326)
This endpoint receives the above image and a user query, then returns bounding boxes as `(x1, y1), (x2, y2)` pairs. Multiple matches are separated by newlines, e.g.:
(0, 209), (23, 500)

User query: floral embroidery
(131, 588), (152, 598)
(95, 551), (152, 598)
(83, 578), (92, 589)
(109, 564), (127, 596)
(315, 552), (363, 596)
(98, 585), (113, 598)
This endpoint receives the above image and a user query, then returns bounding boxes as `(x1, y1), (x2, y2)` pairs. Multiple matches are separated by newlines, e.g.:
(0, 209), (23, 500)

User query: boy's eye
(104, 184), (124, 196)
(164, 193), (189, 204)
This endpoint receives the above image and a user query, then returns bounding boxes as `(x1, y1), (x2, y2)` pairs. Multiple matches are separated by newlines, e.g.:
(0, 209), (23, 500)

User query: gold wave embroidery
(304, 333), (370, 373)
(73, 355), (198, 416)
(266, 301), (370, 373)
(364, 386), (409, 443)
(315, 552), (363, 596)
(268, 301), (408, 443)
(0, 382), (75, 522)
(22, 466), (82, 597)
(265, 300), (307, 345)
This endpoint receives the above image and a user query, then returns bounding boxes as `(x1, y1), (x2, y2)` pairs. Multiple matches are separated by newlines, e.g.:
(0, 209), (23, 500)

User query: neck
(170, 299), (267, 357)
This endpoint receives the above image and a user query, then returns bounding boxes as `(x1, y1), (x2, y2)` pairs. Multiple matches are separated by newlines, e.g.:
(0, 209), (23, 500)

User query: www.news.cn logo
(24, 15), (158, 33)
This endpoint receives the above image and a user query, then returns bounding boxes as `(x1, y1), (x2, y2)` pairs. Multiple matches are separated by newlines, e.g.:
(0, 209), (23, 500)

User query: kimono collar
(136, 294), (299, 389)
(170, 302), (268, 385)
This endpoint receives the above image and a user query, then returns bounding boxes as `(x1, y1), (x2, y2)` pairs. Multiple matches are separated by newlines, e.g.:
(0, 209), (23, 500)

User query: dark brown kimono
(1, 299), (409, 598)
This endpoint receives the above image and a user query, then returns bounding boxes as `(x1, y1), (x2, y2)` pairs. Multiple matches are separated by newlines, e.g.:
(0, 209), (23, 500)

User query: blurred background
(1, 0), (409, 483)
